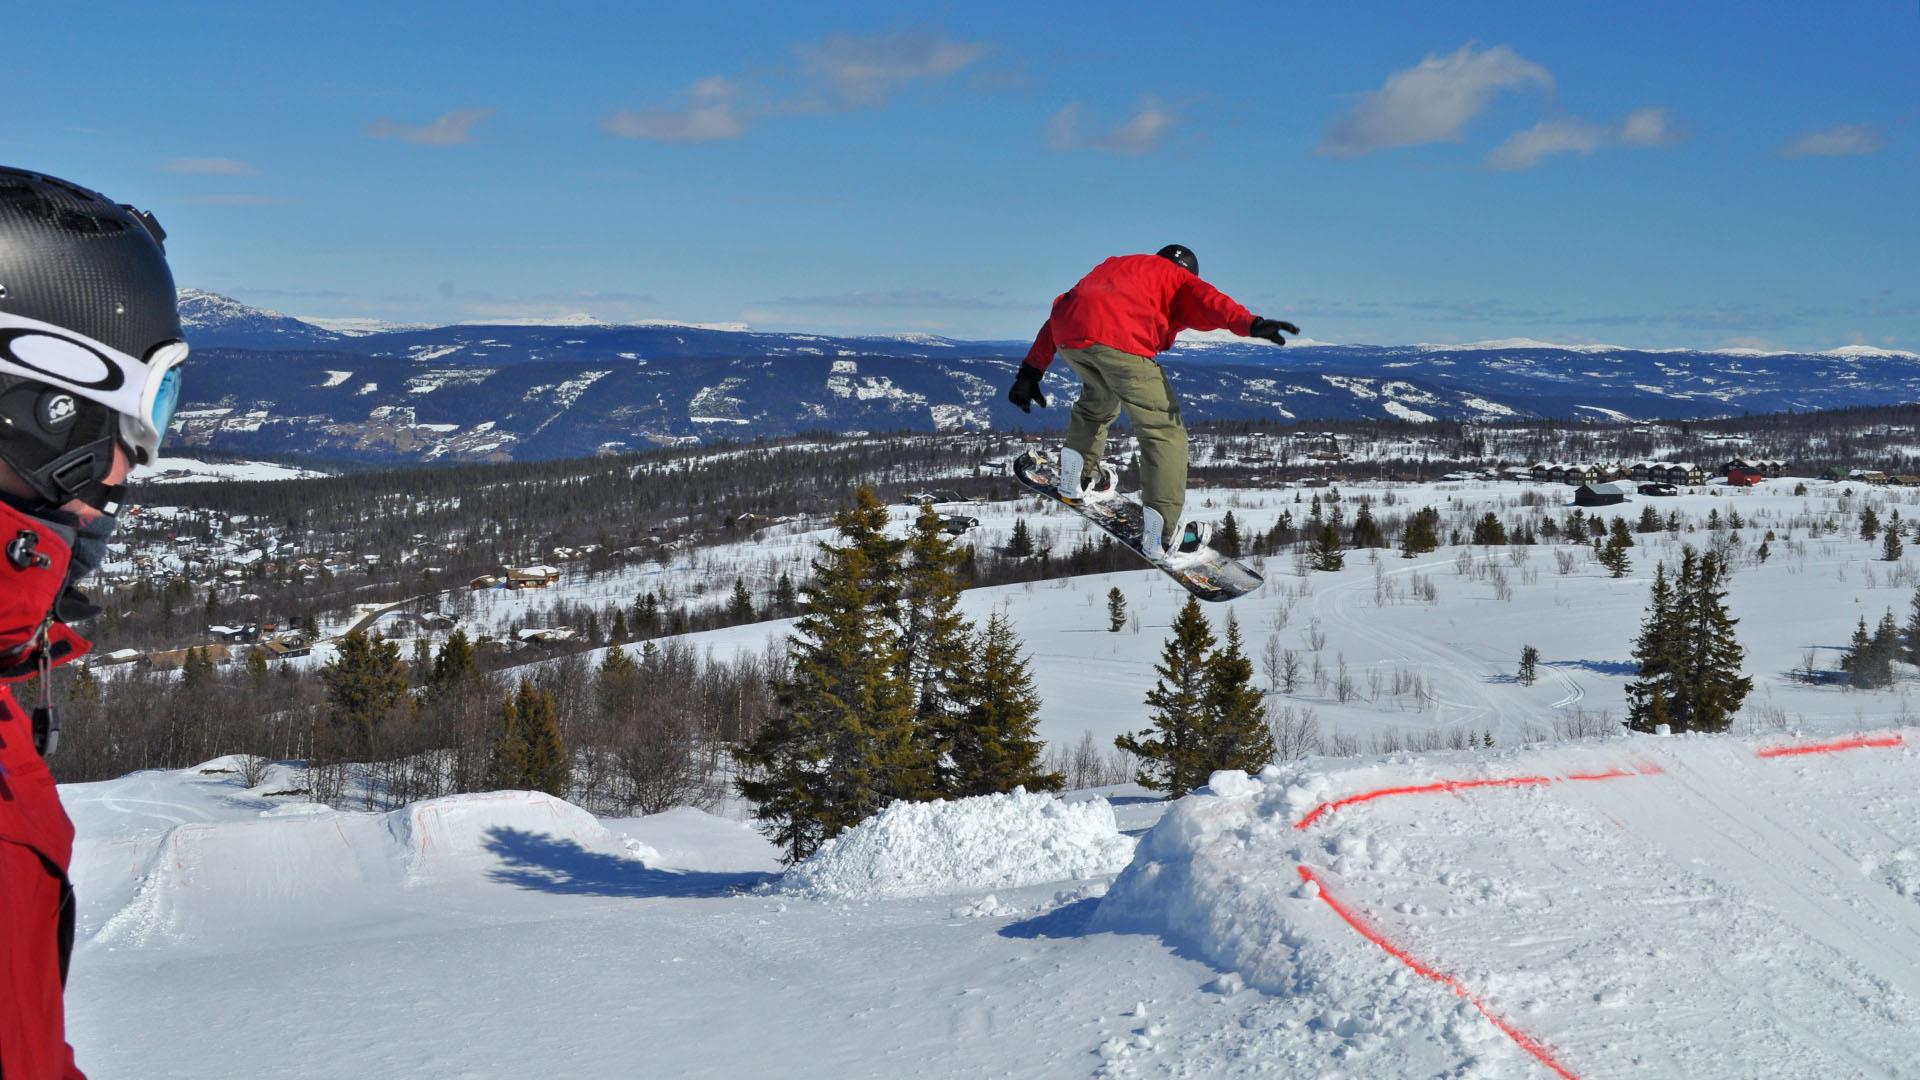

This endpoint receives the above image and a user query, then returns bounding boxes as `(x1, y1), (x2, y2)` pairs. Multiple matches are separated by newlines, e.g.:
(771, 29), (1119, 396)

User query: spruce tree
(1903, 589), (1920, 667)
(1264, 512), (1297, 554)
(1626, 563), (1683, 733)
(1106, 587), (1128, 633)
(1471, 513), (1508, 546)
(1308, 521), (1345, 572)
(899, 504), (974, 777)
(735, 488), (927, 863)
(1678, 550), (1753, 732)
(1842, 617), (1882, 689)
(1349, 504), (1383, 549)
(428, 629), (478, 697)
(486, 679), (570, 796)
(1116, 598), (1217, 796)
(1005, 516), (1035, 558)
(1400, 507), (1440, 557)
(322, 630), (410, 760)
(520, 680), (570, 796)
(1218, 511), (1243, 558)
(1885, 528), (1904, 562)
(1861, 507), (1880, 541)
(181, 646), (215, 690)
(946, 611), (1062, 797)
(634, 592), (661, 637)
(1199, 616), (1274, 776)
(729, 579), (755, 623)
(773, 572), (799, 617)
(1598, 533), (1633, 578)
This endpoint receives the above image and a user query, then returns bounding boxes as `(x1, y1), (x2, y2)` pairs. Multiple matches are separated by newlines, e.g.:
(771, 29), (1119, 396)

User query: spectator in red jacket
(1007, 245), (1298, 561)
(0, 167), (188, 1080)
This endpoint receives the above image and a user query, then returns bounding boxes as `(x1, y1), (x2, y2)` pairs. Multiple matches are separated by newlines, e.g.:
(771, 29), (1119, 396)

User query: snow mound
(88, 790), (633, 949)
(777, 790), (1136, 900)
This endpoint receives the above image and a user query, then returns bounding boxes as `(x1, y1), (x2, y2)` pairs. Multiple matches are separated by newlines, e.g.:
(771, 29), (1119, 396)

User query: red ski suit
(0, 499), (89, 1080)
(1023, 253), (1256, 371)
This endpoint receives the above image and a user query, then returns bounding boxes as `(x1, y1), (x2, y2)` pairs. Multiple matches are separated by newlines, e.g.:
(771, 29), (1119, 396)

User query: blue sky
(7, 2), (1915, 350)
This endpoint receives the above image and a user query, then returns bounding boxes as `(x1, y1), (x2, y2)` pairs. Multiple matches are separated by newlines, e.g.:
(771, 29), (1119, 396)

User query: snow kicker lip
(1754, 732), (1904, 758)
(1291, 764), (1659, 831)
(1291, 730), (1908, 831)
(1296, 865), (1583, 1080)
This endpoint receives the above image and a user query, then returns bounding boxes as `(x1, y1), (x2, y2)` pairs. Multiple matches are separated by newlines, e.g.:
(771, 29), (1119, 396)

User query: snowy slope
(62, 731), (1917, 1078)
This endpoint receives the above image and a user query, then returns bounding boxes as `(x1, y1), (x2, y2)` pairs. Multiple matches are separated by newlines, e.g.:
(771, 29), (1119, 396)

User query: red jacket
(1024, 253), (1256, 371)
(0, 498), (89, 1080)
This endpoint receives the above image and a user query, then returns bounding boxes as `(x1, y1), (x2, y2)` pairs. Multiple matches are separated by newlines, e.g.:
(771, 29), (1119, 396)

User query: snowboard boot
(1057, 448), (1119, 505)
(1142, 511), (1211, 566)
(1172, 520), (1213, 561)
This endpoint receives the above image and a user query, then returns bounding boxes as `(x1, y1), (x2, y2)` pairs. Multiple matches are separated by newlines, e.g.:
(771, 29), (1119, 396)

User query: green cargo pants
(1058, 344), (1188, 542)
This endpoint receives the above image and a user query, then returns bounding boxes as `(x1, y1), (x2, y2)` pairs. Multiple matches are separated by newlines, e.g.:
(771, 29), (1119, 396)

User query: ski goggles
(0, 310), (187, 464)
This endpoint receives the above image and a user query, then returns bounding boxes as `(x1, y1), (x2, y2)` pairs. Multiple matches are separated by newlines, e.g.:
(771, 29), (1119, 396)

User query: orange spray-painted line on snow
(1296, 864), (1583, 1080)
(1292, 765), (1659, 831)
(1755, 732), (1904, 759)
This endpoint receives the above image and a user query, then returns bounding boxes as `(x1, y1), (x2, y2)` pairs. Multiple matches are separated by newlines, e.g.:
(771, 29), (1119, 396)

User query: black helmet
(1156, 244), (1198, 275)
(0, 167), (184, 509)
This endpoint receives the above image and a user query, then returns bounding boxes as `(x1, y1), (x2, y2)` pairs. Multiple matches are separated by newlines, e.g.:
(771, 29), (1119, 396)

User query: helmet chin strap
(1, 435), (122, 512)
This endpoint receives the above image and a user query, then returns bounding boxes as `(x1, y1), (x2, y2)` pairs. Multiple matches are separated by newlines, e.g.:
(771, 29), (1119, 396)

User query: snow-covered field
(62, 474), (1920, 1077)
(131, 455), (331, 484)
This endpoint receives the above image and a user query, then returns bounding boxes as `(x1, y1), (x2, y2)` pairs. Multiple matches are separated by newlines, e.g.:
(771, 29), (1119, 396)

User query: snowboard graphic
(1013, 449), (1264, 602)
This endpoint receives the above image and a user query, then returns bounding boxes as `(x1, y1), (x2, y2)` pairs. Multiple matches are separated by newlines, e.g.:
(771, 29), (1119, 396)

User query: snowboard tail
(1012, 450), (1263, 602)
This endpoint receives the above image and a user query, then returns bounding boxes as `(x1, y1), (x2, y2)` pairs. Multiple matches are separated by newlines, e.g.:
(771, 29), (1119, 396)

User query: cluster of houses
(468, 565), (563, 591)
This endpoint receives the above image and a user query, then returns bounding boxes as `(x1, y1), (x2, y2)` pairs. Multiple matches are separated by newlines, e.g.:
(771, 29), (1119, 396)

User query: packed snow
(777, 789), (1135, 900)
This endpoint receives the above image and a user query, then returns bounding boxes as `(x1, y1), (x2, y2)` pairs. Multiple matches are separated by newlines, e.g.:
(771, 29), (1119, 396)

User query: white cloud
(1485, 106), (1684, 170)
(1318, 43), (1552, 157)
(1782, 122), (1885, 158)
(365, 107), (495, 146)
(601, 78), (749, 142)
(160, 157), (256, 176)
(1046, 98), (1178, 156)
(603, 31), (987, 142)
(791, 31), (987, 111)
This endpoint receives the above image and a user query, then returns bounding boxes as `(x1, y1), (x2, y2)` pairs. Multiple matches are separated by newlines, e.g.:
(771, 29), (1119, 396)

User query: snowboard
(1012, 449), (1264, 603)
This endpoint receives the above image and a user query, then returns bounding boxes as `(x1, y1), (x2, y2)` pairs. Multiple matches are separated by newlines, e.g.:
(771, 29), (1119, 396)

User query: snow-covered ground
(64, 730), (1918, 1078)
(131, 455), (331, 484)
(62, 473), (1920, 1077)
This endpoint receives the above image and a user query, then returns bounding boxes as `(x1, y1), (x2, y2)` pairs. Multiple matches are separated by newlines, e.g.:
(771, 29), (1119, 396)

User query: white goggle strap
(0, 310), (183, 462)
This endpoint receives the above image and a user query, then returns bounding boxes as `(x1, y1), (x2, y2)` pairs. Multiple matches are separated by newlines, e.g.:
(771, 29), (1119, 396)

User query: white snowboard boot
(1057, 448), (1118, 504)
(1141, 510), (1211, 566)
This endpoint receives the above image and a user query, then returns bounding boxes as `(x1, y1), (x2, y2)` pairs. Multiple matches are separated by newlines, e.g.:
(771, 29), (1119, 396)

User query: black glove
(1249, 317), (1301, 345)
(1007, 363), (1048, 412)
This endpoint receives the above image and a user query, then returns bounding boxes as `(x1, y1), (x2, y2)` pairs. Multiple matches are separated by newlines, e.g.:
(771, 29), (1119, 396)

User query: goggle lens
(151, 365), (183, 435)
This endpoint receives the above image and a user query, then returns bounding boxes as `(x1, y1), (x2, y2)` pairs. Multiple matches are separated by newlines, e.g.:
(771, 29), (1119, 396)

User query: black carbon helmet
(0, 167), (181, 508)
(1156, 244), (1198, 275)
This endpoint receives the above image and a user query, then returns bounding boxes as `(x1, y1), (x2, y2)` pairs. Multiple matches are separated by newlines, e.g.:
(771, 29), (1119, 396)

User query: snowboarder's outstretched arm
(1170, 277), (1257, 336)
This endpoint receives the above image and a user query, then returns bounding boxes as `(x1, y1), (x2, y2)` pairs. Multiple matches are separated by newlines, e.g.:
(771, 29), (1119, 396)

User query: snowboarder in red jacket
(1007, 245), (1298, 561)
(0, 168), (188, 1079)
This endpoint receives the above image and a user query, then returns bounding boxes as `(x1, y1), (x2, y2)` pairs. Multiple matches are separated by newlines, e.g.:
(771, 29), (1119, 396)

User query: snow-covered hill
(165, 291), (1920, 464)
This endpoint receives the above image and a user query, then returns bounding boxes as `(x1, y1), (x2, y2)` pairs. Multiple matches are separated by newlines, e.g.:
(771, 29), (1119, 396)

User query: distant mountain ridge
(169, 291), (1920, 464)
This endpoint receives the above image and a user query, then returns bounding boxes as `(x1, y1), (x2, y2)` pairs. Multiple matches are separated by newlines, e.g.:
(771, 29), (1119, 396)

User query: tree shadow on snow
(483, 826), (774, 898)
(1548, 659), (1638, 677)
